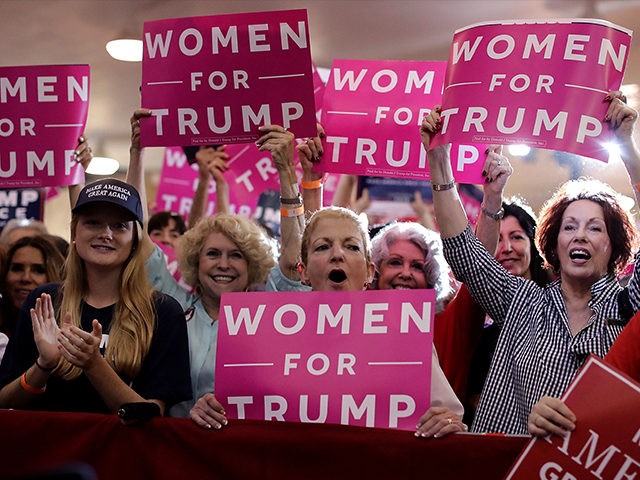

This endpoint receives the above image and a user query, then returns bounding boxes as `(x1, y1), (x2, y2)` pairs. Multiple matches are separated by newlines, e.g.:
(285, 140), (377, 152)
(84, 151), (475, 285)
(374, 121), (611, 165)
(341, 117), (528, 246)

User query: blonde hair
(177, 214), (276, 292)
(56, 216), (155, 380)
(301, 207), (372, 265)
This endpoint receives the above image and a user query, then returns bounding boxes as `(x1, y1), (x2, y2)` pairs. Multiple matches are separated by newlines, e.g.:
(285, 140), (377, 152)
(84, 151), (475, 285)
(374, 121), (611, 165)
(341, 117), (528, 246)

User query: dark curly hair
(535, 178), (638, 275)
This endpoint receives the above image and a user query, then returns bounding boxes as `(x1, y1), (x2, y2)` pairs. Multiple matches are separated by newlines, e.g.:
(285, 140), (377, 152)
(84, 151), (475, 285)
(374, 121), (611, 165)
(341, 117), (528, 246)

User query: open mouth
(569, 249), (591, 261)
(328, 269), (347, 283)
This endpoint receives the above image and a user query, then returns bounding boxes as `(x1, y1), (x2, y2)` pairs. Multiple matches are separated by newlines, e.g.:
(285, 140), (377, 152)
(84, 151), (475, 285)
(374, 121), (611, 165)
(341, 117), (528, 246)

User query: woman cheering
(0, 179), (191, 414)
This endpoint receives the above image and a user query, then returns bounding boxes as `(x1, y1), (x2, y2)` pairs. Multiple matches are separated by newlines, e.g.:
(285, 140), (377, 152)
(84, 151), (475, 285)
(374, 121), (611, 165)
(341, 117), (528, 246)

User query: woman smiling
(421, 92), (640, 435)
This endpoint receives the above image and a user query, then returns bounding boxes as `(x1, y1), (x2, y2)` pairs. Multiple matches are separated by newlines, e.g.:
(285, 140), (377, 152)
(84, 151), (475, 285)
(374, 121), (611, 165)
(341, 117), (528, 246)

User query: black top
(0, 283), (191, 413)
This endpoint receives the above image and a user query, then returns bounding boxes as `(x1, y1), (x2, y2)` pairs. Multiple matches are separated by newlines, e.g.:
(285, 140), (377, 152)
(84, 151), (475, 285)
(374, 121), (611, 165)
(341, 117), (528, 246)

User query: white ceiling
(2, 0), (640, 197)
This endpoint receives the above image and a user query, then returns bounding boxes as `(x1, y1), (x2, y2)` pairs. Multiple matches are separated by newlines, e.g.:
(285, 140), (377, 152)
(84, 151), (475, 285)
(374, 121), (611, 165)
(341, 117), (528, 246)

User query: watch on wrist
(280, 193), (303, 205)
(481, 204), (504, 220)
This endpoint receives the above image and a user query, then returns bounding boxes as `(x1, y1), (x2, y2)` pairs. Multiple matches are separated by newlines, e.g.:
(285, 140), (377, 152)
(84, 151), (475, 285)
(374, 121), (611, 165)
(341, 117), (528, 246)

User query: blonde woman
(128, 109), (277, 423)
(145, 214), (276, 420)
(0, 179), (191, 414)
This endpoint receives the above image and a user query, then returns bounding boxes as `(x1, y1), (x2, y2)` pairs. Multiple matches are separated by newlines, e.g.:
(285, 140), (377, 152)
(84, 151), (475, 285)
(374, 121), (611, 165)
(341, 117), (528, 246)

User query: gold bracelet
(431, 180), (455, 191)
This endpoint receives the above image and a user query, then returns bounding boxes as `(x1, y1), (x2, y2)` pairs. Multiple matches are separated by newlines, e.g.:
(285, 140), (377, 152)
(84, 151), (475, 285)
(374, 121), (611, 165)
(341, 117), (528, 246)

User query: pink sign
(155, 146), (340, 233)
(312, 63), (326, 121)
(141, 10), (317, 147)
(319, 59), (485, 182)
(216, 289), (435, 430)
(153, 240), (193, 293)
(431, 19), (633, 162)
(506, 355), (640, 480)
(0, 65), (88, 188)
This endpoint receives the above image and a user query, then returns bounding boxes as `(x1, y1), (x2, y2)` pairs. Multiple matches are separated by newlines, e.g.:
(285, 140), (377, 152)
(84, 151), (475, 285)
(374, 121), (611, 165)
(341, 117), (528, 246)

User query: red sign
(506, 355), (640, 480)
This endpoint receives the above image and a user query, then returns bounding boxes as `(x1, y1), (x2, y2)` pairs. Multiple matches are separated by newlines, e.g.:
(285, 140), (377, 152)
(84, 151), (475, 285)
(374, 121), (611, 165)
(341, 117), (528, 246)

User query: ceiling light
(86, 157), (120, 175)
(106, 39), (143, 62)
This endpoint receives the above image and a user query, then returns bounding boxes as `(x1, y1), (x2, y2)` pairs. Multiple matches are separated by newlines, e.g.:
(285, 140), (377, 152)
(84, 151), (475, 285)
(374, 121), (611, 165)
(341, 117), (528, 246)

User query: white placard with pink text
(431, 19), (632, 162)
(141, 10), (317, 147)
(0, 65), (88, 188)
(320, 59), (485, 182)
(216, 289), (434, 430)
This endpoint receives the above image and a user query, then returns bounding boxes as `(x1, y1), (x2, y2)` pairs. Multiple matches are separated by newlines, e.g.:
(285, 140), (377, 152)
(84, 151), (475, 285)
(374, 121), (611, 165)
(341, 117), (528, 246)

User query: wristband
(35, 358), (55, 372)
(280, 206), (304, 218)
(20, 372), (46, 395)
(302, 179), (323, 189)
(280, 193), (303, 205)
(431, 180), (455, 191)
(481, 204), (505, 220)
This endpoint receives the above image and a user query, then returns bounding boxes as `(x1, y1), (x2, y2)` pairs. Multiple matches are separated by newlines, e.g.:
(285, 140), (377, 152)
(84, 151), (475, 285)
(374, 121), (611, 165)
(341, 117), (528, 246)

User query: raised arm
(474, 147), (513, 254)
(607, 92), (640, 198)
(126, 108), (155, 259)
(256, 125), (302, 280)
(297, 123), (326, 217)
(421, 107), (468, 238)
(189, 146), (230, 226)
(68, 135), (93, 208)
(332, 174), (357, 208)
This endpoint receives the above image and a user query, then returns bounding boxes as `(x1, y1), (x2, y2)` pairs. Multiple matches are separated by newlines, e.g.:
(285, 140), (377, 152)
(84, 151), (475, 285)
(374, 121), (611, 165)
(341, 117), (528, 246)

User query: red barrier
(0, 409), (528, 479)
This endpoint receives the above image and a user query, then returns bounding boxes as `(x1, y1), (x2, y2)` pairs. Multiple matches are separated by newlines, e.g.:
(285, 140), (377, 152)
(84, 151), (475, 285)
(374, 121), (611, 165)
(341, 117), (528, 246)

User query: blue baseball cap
(72, 178), (143, 225)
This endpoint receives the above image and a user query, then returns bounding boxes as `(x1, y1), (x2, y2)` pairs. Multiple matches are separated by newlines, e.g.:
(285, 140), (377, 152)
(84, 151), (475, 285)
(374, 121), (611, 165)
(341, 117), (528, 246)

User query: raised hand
(256, 125), (296, 174)
(30, 293), (61, 369)
(74, 135), (93, 171)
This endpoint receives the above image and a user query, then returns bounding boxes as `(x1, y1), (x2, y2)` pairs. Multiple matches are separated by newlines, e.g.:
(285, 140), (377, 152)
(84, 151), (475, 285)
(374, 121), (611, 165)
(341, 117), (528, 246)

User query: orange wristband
(280, 206), (304, 218)
(302, 179), (323, 189)
(20, 372), (46, 395)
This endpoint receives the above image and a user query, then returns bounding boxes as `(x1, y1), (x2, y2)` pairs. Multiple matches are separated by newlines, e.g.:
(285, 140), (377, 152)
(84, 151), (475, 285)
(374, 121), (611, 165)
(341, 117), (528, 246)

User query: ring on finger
(447, 418), (453, 425)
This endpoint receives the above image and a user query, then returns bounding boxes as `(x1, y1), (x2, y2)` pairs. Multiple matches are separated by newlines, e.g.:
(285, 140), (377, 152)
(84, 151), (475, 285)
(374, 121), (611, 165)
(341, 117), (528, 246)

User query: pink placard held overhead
(319, 59), (485, 183)
(431, 19), (633, 162)
(0, 65), (89, 188)
(505, 356), (640, 480)
(155, 144), (339, 237)
(141, 10), (318, 148)
(216, 289), (434, 430)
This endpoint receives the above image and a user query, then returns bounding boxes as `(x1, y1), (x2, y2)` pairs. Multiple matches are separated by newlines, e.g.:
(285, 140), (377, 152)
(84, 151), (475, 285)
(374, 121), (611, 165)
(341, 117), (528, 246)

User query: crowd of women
(0, 91), (638, 442)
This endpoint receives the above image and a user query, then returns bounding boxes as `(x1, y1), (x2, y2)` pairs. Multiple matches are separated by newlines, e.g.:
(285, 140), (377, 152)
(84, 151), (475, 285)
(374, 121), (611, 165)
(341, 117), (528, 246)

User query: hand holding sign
(527, 395), (576, 438)
(256, 125), (296, 183)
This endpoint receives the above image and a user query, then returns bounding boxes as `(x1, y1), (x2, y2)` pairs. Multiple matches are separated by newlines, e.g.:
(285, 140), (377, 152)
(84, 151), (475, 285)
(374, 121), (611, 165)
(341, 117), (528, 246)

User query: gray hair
(371, 222), (452, 313)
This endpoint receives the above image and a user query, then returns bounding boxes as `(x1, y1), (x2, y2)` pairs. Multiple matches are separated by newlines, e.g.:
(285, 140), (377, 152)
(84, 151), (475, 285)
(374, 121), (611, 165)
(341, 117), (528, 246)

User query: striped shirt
(442, 225), (639, 435)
